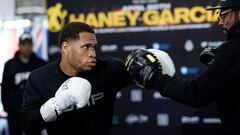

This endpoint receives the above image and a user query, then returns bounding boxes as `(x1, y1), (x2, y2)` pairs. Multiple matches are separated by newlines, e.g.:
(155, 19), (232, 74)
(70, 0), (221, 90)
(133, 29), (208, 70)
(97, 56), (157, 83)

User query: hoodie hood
(14, 51), (38, 64)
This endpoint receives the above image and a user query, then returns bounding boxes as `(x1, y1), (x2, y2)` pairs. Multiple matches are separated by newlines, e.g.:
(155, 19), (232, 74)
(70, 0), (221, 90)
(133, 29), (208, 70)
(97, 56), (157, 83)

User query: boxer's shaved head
(59, 22), (95, 49)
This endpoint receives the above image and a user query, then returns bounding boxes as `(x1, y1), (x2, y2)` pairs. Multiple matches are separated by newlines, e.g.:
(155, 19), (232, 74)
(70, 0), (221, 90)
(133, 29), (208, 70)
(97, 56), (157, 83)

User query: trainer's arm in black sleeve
(20, 74), (46, 134)
(150, 44), (237, 107)
(112, 58), (134, 91)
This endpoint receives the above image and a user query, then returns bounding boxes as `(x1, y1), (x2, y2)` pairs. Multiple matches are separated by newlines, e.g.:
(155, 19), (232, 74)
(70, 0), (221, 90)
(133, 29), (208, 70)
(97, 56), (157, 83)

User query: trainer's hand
(148, 49), (175, 77)
(125, 48), (175, 88)
(200, 47), (217, 66)
(40, 77), (91, 122)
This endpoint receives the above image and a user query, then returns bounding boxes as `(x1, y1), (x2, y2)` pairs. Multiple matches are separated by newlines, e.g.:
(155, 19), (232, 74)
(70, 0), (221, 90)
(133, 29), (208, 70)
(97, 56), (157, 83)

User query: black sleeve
(113, 58), (134, 91)
(152, 43), (238, 107)
(1, 62), (11, 112)
(20, 73), (47, 134)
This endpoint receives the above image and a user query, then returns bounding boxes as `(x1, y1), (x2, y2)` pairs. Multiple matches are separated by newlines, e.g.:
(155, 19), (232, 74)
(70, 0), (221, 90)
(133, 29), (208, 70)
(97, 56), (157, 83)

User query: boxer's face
(63, 32), (97, 72)
(218, 9), (237, 34)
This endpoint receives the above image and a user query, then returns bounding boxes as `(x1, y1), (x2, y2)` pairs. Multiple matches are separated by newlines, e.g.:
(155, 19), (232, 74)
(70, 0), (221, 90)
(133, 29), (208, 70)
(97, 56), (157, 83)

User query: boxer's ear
(62, 41), (69, 56)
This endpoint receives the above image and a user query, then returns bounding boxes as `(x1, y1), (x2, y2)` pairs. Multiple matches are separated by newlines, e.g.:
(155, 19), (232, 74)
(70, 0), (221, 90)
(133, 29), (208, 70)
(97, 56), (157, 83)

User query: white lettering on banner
(132, 0), (158, 4)
(122, 5), (145, 11)
(88, 92), (104, 106)
(146, 3), (171, 10)
(94, 23), (211, 34)
(15, 71), (31, 85)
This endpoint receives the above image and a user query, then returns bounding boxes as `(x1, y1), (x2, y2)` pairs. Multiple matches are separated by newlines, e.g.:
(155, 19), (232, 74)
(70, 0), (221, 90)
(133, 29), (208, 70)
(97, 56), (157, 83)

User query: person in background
(1, 33), (46, 135)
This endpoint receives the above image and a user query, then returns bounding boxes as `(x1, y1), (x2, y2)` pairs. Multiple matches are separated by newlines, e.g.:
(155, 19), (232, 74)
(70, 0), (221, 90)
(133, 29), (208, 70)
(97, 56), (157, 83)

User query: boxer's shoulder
(29, 61), (57, 81)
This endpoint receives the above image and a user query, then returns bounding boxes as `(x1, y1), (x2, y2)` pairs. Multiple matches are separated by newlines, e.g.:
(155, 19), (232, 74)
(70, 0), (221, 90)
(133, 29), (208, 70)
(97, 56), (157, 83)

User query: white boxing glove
(148, 49), (176, 77)
(40, 77), (91, 122)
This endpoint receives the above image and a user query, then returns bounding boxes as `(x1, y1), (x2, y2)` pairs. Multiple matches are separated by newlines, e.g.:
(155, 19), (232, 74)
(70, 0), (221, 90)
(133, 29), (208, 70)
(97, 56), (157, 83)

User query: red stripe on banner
(36, 28), (42, 40)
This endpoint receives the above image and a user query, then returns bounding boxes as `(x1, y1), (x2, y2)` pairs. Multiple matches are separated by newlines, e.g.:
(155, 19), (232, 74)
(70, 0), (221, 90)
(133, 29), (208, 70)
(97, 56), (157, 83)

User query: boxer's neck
(60, 59), (78, 77)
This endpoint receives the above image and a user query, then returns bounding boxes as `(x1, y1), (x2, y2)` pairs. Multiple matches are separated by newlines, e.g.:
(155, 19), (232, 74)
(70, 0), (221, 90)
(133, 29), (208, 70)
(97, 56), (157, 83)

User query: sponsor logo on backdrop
(202, 117), (221, 124)
(153, 91), (168, 100)
(184, 40), (194, 52)
(100, 44), (118, 52)
(180, 66), (200, 75)
(157, 113), (169, 126)
(182, 116), (221, 124)
(49, 45), (60, 55)
(116, 91), (122, 99)
(48, 2), (68, 32)
(152, 42), (171, 50)
(48, 2), (219, 33)
(123, 45), (147, 51)
(126, 114), (148, 125)
(130, 89), (143, 102)
(181, 116), (200, 124)
(200, 41), (223, 48)
(112, 115), (120, 125)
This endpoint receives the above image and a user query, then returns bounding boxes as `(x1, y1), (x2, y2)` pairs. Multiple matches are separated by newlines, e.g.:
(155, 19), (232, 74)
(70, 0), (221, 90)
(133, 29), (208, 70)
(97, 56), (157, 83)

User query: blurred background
(0, 0), (224, 135)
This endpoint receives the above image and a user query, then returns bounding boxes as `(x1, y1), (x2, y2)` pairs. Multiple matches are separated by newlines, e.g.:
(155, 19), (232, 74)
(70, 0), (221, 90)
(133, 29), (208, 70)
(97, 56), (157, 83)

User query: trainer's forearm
(153, 74), (214, 107)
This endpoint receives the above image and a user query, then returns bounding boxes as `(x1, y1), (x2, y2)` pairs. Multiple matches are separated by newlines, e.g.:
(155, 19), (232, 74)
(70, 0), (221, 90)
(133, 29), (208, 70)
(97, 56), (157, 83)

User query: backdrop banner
(47, 0), (223, 135)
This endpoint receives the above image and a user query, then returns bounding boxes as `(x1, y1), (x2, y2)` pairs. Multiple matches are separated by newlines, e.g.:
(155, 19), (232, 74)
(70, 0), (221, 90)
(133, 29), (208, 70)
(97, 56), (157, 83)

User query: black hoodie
(150, 22), (240, 135)
(20, 57), (133, 135)
(1, 51), (46, 115)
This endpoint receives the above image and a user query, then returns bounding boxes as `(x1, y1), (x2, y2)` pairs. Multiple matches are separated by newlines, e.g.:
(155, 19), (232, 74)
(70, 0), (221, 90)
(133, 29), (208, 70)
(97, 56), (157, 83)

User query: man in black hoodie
(125, 0), (240, 135)
(1, 33), (46, 135)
